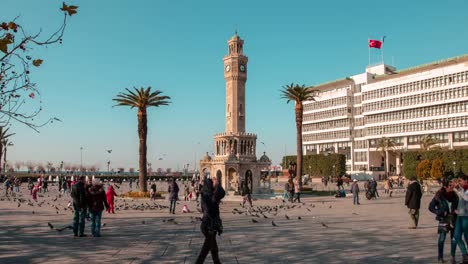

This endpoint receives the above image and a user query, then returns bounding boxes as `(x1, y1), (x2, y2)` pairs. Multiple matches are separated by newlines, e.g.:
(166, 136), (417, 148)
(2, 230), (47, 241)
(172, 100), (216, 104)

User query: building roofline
(373, 54), (468, 82)
(307, 78), (354, 91)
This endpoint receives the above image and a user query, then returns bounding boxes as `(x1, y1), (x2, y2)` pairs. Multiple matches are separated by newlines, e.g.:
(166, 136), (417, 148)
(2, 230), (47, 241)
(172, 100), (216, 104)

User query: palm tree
(0, 127), (14, 173)
(113, 87), (171, 192)
(2, 138), (13, 172)
(376, 137), (396, 178)
(280, 83), (318, 186)
(420, 134), (439, 151)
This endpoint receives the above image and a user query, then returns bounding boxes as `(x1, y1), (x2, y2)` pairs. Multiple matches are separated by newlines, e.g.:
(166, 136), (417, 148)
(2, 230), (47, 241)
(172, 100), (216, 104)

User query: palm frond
(280, 83), (317, 104)
(112, 87), (171, 110)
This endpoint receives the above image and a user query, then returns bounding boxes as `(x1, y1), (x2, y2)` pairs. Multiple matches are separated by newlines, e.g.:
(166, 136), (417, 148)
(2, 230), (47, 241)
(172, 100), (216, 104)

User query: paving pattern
(0, 183), (445, 264)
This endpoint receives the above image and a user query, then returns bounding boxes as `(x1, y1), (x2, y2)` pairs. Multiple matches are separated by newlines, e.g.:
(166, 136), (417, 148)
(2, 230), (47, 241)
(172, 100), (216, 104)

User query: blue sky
(2, 0), (468, 171)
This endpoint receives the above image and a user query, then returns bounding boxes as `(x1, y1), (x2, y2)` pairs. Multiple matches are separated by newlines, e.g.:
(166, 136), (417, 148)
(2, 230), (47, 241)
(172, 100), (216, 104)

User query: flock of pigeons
(0, 184), (339, 234)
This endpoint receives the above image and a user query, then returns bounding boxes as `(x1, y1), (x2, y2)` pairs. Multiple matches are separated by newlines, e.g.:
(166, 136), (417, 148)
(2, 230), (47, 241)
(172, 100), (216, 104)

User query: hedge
(403, 149), (468, 180)
(282, 154), (346, 177)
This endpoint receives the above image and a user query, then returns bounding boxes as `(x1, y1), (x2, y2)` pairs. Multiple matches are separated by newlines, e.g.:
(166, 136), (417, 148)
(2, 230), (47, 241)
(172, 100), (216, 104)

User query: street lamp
(3, 141), (13, 173)
(453, 161), (457, 175)
(107, 160), (111, 173)
(80, 146), (83, 174)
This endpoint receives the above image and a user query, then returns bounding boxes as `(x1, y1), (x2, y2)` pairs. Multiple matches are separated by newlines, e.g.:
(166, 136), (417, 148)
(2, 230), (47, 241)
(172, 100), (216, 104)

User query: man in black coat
(71, 176), (88, 237)
(405, 178), (423, 229)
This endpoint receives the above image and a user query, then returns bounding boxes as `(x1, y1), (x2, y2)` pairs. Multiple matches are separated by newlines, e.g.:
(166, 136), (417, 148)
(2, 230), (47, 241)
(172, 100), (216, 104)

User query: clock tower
(200, 33), (271, 196)
(224, 33), (248, 134)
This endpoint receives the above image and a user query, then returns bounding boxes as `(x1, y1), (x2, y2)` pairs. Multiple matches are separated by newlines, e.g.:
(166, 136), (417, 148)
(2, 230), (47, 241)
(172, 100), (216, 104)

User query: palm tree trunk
(0, 143), (3, 174)
(385, 150), (389, 178)
(138, 108), (148, 192)
(295, 102), (304, 186)
(3, 146), (6, 173)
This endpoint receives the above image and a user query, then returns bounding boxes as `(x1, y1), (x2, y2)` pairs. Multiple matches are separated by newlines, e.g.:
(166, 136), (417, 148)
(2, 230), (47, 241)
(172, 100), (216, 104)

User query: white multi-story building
(303, 55), (468, 176)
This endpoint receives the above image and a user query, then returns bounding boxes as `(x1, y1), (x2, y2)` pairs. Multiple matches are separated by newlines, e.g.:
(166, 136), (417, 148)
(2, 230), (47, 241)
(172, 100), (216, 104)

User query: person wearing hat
(88, 179), (109, 237)
(350, 179), (360, 205)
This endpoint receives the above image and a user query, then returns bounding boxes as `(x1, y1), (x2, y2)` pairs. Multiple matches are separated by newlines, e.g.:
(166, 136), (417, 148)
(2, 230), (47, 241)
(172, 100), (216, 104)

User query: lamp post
(107, 160), (111, 173)
(3, 141), (13, 173)
(80, 146), (83, 174)
(453, 161), (457, 175)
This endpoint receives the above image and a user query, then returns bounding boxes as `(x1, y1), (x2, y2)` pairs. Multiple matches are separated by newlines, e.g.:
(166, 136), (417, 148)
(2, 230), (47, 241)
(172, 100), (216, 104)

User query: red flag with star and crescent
(369, 39), (382, 49)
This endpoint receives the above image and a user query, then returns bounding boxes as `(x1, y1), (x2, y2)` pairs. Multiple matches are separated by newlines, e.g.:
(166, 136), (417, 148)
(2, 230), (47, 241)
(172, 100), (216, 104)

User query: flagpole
(381, 37), (384, 64)
(368, 38), (370, 66)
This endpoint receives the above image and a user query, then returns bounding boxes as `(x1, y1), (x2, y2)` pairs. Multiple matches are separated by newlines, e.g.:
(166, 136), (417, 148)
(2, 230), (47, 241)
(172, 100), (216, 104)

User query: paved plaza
(0, 183), (444, 264)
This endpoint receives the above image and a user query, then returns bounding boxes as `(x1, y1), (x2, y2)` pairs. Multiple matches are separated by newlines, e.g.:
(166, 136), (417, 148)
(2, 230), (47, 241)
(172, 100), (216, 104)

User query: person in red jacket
(106, 185), (117, 214)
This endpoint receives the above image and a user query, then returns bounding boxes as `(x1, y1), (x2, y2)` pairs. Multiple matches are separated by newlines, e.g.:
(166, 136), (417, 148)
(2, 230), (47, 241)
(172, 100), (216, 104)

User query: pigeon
(306, 208), (311, 212)
(56, 225), (73, 232)
(17, 203), (20, 208)
(352, 212), (359, 215)
(32, 211), (35, 214)
(329, 205), (332, 209)
(285, 214), (290, 220)
(263, 214), (268, 219)
(321, 222), (329, 228)
(251, 219), (258, 223)
(102, 223), (107, 227)
(298, 216), (302, 220)
(48, 223), (54, 229)
(272, 221), (277, 227)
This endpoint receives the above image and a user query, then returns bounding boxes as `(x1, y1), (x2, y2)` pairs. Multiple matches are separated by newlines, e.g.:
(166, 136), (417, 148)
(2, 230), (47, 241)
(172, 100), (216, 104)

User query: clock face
(225, 65), (231, 72)
(240, 65), (246, 72)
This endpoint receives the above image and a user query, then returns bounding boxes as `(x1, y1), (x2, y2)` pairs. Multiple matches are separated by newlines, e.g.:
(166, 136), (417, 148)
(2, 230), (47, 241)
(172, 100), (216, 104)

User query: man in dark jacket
(429, 181), (459, 263)
(195, 178), (224, 264)
(71, 176), (87, 237)
(405, 178), (423, 229)
(241, 181), (253, 208)
(89, 180), (109, 237)
(168, 178), (179, 214)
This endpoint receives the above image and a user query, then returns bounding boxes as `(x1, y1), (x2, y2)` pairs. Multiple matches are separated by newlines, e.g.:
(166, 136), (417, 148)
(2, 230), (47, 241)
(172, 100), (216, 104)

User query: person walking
(241, 181), (253, 208)
(429, 180), (459, 264)
(293, 179), (301, 203)
(370, 179), (379, 198)
(405, 177), (423, 229)
(168, 178), (179, 214)
(89, 180), (109, 237)
(351, 179), (360, 205)
(150, 183), (157, 200)
(288, 178), (295, 203)
(195, 177), (224, 264)
(453, 176), (468, 263)
(183, 184), (189, 201)
(283, 181), (290, 201)
(106, 185), (117, 214)
(71, 176), (88, 237)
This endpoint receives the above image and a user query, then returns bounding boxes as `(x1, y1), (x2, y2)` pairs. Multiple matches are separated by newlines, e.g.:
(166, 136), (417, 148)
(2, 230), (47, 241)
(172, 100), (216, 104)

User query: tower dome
(259, 152), (271, 163)
(202, 152), (212, 162)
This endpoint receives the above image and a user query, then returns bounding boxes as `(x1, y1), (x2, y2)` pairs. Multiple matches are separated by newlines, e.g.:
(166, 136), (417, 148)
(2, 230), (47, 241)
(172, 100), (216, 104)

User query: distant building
(303, 55), (468, 176)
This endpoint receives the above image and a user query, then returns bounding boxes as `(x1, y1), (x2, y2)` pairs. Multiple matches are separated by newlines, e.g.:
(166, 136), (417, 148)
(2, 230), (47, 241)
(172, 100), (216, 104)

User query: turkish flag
(369, 39), (382, 49)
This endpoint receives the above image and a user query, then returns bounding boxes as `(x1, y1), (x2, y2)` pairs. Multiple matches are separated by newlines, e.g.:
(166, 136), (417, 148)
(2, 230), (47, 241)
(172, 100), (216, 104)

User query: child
(106, 185), (117, 214)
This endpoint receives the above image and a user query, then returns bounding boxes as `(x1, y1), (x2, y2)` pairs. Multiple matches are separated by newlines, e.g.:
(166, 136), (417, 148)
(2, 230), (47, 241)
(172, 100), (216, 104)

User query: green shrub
(282, 153), (346, 177)
(403, 149), (468, 179)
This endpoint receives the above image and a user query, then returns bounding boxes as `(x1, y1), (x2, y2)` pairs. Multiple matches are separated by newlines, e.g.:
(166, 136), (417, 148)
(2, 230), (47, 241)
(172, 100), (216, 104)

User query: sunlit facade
(302, 55), (468, 176)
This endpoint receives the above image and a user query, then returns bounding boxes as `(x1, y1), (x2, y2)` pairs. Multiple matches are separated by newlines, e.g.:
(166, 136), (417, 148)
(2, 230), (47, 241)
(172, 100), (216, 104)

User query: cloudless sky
(2, 0), (468, 171)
